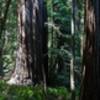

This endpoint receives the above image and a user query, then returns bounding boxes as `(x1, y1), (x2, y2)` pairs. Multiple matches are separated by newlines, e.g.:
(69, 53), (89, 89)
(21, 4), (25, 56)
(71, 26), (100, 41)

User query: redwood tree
(80, 0), (100, 100)
(8, 0), (48, 86)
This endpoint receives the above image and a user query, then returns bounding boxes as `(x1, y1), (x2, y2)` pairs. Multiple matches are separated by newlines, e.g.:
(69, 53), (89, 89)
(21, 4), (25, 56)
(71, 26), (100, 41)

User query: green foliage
(46, 0), (84, 88)
(0, 0), (17, 77)
(48, 87), (69, 97)
(0, 81), (80, 100)
(0, 81), (45, 100)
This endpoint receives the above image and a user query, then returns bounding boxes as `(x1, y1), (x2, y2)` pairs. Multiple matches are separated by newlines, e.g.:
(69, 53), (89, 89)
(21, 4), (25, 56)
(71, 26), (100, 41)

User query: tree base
(7, 74), (33, 86)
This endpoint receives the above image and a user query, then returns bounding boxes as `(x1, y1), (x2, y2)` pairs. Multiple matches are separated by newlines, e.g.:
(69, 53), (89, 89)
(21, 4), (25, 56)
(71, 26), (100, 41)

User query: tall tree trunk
(8, 0), (48, 86)
(94, 0), (100, 99)
(70, 0), (76, 100)
(80, 0), (100, 100)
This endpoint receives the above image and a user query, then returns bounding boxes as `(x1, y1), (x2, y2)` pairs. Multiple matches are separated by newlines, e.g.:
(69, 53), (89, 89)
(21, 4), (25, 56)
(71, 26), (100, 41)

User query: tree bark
(70, 0), (76, 100)
(8, 0), (48, 86)
(80, 0), (100, 100)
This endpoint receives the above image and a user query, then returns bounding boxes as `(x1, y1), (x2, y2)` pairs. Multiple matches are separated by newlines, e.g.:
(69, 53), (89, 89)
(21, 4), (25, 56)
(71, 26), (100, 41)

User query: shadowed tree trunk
(80, 0), (95, 99)
(8, 0), (48, 86)
(80, 0), (100, 100)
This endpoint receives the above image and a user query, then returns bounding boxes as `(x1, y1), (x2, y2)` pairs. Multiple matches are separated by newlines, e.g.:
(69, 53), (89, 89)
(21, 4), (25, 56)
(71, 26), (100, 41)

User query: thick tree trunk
(8, 0), (35, 85)
(8, 0), (48, 86)
(94, 0), (100, 99)
(80, 0), (100, 100)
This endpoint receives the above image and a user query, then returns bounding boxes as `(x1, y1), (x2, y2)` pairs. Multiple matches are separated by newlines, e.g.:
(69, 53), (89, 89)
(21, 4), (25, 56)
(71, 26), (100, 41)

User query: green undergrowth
(0, 80), (79, 100)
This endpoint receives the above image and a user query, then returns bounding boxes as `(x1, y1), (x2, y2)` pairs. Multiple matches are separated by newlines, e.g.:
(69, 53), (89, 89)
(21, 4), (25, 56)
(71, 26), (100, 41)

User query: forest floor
(0, 80), (79, 100)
